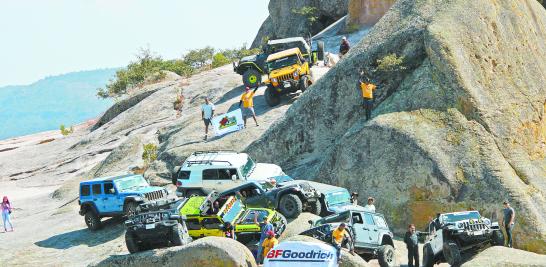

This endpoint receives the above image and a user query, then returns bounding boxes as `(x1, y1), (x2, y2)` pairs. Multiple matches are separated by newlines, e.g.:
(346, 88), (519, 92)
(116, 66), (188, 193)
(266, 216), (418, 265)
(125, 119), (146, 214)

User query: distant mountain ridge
(0, 68), (118, 140)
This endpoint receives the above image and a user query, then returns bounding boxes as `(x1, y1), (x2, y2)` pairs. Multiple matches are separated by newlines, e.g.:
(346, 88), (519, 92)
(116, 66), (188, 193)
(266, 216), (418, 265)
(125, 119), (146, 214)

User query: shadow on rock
(35, 218), (124, 249)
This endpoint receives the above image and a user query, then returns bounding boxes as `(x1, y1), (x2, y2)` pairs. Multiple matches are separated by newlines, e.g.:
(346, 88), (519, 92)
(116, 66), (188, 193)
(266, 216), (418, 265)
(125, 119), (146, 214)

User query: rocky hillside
(247, 0), (546, 253)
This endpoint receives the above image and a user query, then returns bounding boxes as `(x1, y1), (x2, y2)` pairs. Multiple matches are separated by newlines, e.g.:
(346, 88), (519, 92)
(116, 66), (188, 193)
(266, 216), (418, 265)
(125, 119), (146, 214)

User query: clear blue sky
(0, 0), (269, 87)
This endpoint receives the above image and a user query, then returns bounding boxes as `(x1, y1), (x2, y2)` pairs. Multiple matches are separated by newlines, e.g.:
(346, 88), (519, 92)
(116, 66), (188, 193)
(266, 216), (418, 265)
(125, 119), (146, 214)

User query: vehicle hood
(269, 65), (300, 77)
(248, 163), (284, 181)
(240, 55), (257, 63)
(119, 186), (164, 195)
(304, 181), (345, 194)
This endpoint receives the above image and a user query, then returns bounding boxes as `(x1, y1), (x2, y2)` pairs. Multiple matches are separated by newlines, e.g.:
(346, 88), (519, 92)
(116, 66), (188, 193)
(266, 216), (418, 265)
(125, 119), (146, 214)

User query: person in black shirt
(404, 224), (419, 267)
(339, 36), (350, 57)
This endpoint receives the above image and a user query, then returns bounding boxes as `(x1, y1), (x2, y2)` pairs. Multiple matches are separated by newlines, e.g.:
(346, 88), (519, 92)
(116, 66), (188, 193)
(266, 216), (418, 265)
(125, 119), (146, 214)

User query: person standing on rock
(254, 213), (273, 264)
(239, 86), (259, 127)
(359, 72), (377, 121)
(201, 97), (215, 141)
(339, 36), (350, 57)
(502, 200), (516, 248)
(261, 230), (279, 260)
(2, 196), (14, 232)
(363, 197), (376, 212)
(404, 224), (419, 267)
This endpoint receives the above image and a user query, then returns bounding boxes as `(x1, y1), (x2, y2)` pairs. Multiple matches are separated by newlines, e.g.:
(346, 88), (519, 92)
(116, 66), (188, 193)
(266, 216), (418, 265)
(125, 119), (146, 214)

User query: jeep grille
(145, 190), (165, 201)
(277, 73), (294, 82)
(463, 222), (488, 231)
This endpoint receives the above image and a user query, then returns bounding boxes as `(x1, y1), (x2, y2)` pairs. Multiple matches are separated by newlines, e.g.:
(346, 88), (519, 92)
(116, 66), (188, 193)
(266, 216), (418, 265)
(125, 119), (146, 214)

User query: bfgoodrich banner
(211, 109), (244, 137)
(263, 241), (337, 267)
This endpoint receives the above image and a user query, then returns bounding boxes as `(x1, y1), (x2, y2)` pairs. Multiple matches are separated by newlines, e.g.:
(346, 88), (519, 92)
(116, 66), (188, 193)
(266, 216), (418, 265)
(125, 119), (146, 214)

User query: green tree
(60, 124), (74, 136)
(212, 52), (231, 68)
(377, 53), (407, 73)
(183, 46), (215, 69)
(142, 143), (158, 167)
(292, 6), (319, 26)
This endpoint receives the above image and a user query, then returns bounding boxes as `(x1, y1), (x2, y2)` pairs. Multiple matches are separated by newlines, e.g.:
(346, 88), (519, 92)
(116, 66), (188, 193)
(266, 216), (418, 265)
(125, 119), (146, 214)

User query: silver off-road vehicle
(422, 210), (504, 267)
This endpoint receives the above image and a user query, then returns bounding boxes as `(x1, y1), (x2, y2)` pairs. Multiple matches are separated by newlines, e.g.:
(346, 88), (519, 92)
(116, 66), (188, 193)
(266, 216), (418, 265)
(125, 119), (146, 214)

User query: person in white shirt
(363, 197), (376, 213)
(201, 97), (215, 141)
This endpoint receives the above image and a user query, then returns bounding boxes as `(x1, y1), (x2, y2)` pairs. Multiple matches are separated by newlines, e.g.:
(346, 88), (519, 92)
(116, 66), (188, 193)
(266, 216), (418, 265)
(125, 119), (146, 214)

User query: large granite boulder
(251, 0), (349, 48)
(279, 212), (321, 241)
(247, 0), (546, 253)
(462, 246), (546, 267)
(92, 236), (257, 267)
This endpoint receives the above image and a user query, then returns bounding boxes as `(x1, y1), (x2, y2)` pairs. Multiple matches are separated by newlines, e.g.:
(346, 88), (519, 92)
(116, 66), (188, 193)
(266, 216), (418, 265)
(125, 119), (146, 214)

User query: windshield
(442, 211), (481, 223)
(271, 175), (294, 183)
(267, 55), (299, 71)
(114, 176), (149, 191)
(325, 190), (351, 205)
(315, 211), (351, 226)
(240, 156), (256, 178)
(259, 182), (275, 191)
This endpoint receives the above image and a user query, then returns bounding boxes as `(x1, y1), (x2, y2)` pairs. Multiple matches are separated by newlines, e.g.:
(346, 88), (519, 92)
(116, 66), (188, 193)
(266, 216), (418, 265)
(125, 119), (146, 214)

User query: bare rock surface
(247, 0), (546, 253)
(462, 246), (546, 267)
(279, 212), (321, 241)
(92, 236), (257, 267)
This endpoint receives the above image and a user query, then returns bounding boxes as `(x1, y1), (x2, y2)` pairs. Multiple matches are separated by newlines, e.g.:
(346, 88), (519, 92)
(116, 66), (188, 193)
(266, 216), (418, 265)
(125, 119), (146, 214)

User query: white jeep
(422, 210), (504, 267)
(171, 151), (284, 197)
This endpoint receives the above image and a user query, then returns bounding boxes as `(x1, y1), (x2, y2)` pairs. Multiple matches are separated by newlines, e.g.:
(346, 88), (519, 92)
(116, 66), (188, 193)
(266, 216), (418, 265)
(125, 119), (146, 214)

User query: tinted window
(203, 169), (219, 180)
(352, 213), (363, 224)
(202, 218), (223, 229)
(92, 184), (102, 195)
(186, 219), (201, 230)
(179, 171), (191, 180)
(104, 183), (115, 195)
(81, 185), (91, 196)
(364, 213), (375, 225)
(218, 169), (231, 180)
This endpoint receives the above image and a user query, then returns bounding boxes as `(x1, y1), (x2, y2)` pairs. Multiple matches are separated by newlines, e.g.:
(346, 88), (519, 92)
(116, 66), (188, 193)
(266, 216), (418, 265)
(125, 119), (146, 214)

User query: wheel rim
(86, 216), (94, 227)
(248, 75), (257, 84)
(386, 249), (394, 263)
(284, 199), (295, 212)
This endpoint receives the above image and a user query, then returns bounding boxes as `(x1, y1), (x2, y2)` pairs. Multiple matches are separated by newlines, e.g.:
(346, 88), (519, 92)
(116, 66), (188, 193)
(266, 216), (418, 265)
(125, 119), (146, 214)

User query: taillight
(176, 181), (182, 187)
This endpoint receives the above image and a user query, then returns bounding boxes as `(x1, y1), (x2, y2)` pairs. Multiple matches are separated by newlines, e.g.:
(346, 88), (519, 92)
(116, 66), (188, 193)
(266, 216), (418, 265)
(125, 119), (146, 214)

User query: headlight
(272, 78), (278, 83)
(293, 71), (299, 77)
(484, 219), (491, 225)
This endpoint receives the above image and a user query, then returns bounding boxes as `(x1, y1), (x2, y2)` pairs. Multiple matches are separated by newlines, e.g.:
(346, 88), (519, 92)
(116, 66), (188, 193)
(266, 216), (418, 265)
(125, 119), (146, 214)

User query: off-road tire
(317, 41), (325, 61)
(299, 75), (311, 92)
(265, 86), (281, 107)
(279, 194), (303, 218)
(307, 200), (322, 215)
(443, 242), (462, 266)
(243, 68), (261, 88)
(171, 166), (181, 185)
(125, 230), (142, 254)
(84, 210), (101, 231)
(491, 230), (504, 246)
(170, 223), (189, 246)
(123, 201), (139, 217)
(186, 189), (205, 198)
(422, 243), (435, 267)
(377, 244), (396, 267)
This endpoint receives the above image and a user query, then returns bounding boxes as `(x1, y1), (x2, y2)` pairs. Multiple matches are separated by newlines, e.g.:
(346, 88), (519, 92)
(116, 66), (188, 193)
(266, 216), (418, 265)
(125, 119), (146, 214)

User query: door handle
(363, 227), (369, 230)
(373, 229), (378, 231)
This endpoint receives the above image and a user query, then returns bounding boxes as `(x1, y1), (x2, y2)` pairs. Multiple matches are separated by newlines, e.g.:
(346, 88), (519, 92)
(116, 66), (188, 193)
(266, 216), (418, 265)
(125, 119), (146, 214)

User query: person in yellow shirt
(359, 72), (377, 121)
(331, 223), (355, 264)
(239, 86), (259, 127)
(261, 230), (279, 261)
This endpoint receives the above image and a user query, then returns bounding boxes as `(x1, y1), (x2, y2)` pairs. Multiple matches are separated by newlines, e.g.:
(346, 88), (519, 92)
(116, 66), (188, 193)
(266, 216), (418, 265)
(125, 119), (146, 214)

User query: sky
(0, 0), (270, 87)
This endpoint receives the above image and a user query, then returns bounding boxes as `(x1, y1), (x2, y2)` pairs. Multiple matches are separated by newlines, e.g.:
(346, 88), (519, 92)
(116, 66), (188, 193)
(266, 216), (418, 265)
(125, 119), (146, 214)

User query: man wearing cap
(339, 36), (350, 57)
(255, 213), (274, 264)
(239, 86), (259, 127)
(502, 200), (516, 247)
(363, 197), (376, 213)
(261, 230), (279, 261)
(331, 223), (355, 264)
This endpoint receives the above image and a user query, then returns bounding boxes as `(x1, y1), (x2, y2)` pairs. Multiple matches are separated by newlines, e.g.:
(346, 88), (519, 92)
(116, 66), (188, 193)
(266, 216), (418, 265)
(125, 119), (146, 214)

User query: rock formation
(247, 0), (546, 253)
(347, 0), (396, 27)
(251, 0), (349, 48)
(92, 236), (257, 267)
(462, 246), (546, 266)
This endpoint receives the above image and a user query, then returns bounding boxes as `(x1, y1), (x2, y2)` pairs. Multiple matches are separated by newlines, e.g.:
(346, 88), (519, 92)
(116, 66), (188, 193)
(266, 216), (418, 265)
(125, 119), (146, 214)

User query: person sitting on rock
(339, 36), (350, 57)
(331, 223), (355, 264)
(261, 230), (279, 260)
(358, 72), (377, 121)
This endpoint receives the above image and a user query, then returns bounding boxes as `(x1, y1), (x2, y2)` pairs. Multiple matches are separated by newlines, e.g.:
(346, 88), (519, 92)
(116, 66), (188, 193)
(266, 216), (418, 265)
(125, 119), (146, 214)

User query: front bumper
(127, 220), (178, 240)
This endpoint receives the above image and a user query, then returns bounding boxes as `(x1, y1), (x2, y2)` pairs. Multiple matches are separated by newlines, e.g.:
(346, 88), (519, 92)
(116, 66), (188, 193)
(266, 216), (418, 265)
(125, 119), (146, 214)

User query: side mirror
(231, 174), (237, 181)
(109, 188), (116, 194)
(253, 189), (261, 195)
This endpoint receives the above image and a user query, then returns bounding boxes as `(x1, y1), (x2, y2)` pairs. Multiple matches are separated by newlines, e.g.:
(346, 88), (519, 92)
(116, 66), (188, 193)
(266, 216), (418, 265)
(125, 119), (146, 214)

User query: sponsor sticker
(264, 241), (337, 267)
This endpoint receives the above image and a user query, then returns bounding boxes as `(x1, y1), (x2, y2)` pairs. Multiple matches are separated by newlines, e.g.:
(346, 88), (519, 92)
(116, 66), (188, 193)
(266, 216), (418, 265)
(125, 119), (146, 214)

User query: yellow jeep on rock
(180, 192), (287, 243)
(264, 47), (313, 106)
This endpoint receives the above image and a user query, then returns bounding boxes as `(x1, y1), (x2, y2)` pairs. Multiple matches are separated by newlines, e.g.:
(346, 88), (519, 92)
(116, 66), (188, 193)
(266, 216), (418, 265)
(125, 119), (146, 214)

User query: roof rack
(191, 150), (238, 156)
(185, 160), (233, 166)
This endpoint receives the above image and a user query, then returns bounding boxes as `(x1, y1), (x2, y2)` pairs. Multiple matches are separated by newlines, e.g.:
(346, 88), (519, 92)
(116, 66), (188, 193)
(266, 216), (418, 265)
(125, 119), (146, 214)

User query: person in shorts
(201, 97), (215, 140)
(239, 86), (259, 127)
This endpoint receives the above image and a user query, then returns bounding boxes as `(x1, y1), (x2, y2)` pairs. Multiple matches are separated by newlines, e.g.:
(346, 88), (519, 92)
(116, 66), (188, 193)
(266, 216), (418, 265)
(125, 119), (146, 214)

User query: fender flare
(124, 196), (144, 207)
(237, 62), (264, 74)
(80, 202), (99, 216)
(381, 234), (395, 247)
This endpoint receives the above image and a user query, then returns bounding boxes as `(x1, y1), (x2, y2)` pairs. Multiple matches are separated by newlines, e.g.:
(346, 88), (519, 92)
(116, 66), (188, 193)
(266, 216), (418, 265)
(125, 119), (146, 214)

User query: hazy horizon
(0, 0), (269, 87)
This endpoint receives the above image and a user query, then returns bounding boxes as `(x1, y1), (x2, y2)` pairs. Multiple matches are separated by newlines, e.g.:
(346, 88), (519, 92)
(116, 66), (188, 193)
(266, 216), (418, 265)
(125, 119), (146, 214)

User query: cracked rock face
(247, 0), (546, 252)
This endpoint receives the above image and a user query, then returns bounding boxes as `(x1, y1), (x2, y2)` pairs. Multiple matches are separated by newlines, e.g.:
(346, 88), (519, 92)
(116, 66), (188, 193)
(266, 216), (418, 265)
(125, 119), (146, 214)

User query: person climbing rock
(404, 224), (419, 267)
(502, 200), (516, 248)
(261, 230), (279, 260)
(339, 36), (350, 57)
(2, 196), (14, 232)
(331, 223), (355, 264)
(201, 97), (215, 140)
(239, 86), (259, 127)
(358, 72), (377, 121)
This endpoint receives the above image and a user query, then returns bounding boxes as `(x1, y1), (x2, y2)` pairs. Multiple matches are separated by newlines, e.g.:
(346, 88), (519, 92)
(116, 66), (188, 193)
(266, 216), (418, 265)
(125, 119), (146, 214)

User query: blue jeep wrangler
(78, 174), (168, 230)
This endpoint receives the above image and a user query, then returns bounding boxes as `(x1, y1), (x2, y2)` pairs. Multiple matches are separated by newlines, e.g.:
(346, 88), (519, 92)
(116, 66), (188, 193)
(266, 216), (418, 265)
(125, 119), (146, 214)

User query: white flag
(211, 109), (244, 137)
